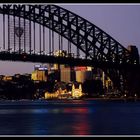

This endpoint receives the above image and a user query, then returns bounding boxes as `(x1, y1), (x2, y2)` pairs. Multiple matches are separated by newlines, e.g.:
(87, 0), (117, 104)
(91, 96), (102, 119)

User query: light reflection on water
(0, 108), (92, 114)
(0, 100), (140, 135)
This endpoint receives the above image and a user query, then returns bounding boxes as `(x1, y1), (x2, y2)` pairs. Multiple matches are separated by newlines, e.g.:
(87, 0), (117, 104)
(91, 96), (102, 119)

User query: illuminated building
(31, 70), (47, 81)
(92, 68), (114, 92)
(75, 66), (93, 83)
(101, 71), (113, 92)
(44, 92), (58, 99)
(2, 76), (13, 81)
(105, 77), (113, 91)
(31, 65), (48, 81)
(71, 84), (83, 98)
(50, 65), (75, 83)
(44, 83), (83, 99)
(60, 65), (75, 83)
(102, 71), (113, 91)
(44, 88), (67, 99)
(61, 68), (71, 83)
(102, 71), (105, 88)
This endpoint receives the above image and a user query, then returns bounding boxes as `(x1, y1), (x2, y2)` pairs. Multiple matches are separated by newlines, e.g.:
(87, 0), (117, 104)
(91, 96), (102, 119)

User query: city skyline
(0, 3), (140, 75)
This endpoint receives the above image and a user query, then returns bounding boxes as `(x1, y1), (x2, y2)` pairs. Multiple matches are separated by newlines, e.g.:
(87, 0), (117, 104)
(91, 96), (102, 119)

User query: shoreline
(0, 97), (139, 102)
(83, 97), (139, 101)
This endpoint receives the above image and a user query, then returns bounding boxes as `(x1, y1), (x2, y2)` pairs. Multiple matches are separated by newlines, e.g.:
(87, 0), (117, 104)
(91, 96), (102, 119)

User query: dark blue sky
(0, 4), (140, 75)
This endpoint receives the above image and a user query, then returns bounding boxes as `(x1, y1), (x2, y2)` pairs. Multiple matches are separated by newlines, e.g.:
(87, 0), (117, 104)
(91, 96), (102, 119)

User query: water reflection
(72, 113), (91, 135)
(0, 100), (140, 135)
(0, 107), (93, 115)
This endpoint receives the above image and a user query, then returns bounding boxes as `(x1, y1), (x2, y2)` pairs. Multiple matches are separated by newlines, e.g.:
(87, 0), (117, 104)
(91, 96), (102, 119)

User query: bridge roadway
(0, 52), (139, 70)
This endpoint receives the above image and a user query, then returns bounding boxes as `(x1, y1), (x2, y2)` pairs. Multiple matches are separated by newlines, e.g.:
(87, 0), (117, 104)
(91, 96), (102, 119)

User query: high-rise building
(48, 50), (76, 83)
(75, 66), (93, 83)
(60, 66), (75, 83)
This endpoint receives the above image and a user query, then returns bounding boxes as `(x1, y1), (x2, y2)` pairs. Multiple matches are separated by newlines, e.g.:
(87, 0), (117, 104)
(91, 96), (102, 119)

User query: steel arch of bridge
(0, 4), (136, 65)
(0, 4), (139, 93)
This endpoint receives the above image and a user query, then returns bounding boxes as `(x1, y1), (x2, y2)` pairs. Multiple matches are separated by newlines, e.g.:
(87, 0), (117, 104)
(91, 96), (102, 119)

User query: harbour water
(0, 99), (140, 136)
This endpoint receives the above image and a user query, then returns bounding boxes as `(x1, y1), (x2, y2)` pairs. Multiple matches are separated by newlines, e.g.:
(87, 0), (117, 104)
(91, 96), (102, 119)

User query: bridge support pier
(124, 67), (140, 97)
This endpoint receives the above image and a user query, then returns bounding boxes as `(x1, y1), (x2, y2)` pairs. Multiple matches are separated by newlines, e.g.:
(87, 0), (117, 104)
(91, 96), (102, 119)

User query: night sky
(0, 3), (140, 75)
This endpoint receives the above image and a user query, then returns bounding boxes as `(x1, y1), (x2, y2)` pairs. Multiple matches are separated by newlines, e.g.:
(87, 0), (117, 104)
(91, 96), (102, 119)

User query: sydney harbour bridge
(0, 4), (139, 96)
